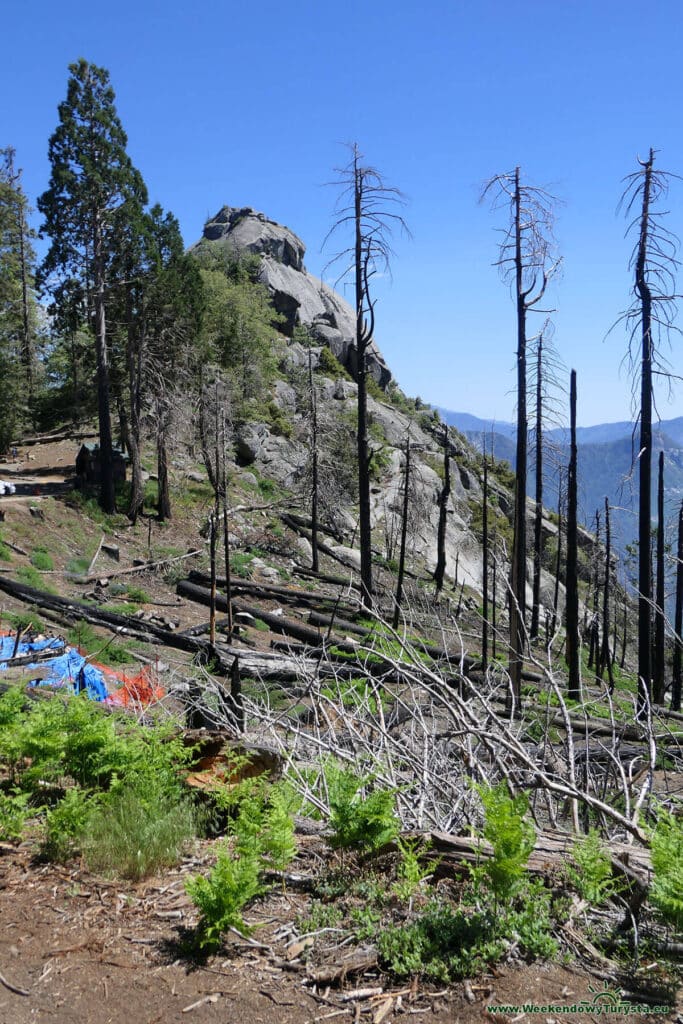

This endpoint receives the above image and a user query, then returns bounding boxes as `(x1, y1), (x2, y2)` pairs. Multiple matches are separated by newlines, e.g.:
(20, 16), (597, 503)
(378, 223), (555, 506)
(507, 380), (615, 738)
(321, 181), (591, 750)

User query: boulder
(235, 423), (270, 466)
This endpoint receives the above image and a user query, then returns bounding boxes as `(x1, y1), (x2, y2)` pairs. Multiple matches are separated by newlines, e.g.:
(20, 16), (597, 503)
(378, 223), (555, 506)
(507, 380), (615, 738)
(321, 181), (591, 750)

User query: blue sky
(5, 0), (683, 426)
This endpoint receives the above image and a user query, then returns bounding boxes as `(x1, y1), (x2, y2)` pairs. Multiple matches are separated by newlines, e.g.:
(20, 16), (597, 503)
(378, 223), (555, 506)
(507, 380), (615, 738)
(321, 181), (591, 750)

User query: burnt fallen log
(423, 827), (651, 897)
(292, 566), (361, 590)
(0, 574), (234, 667)
(184, 572), (358, 615)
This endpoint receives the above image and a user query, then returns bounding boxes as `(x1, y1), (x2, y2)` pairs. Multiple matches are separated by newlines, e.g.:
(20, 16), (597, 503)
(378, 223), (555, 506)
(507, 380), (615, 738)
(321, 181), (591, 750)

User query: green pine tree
(38, 59), (147, 512)
(0, 147), (40, 442)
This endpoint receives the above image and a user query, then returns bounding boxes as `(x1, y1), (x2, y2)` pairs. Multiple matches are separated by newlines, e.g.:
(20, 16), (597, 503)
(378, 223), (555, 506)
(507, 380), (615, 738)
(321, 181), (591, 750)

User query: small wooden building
(75, 443), (128, 488)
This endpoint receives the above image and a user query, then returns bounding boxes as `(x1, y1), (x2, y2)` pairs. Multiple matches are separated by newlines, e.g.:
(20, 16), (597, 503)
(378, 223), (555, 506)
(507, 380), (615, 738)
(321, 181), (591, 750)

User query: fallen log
(0, 574), (234, 667)
(230, 598), (330, 646)
(292, 566), (361, 590)
(77, 548), (202, 585)
(12, 428), (95, 447)
(423, 827), (651, 894)
(185, 572), (358, 614)
(306, 949), (379, 987)
(2, 644), (66, 666)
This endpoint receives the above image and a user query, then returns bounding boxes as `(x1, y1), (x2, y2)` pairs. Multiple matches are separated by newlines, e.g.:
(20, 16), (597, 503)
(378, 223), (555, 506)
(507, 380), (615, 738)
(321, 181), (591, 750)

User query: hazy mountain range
(439, 409), (683, 563)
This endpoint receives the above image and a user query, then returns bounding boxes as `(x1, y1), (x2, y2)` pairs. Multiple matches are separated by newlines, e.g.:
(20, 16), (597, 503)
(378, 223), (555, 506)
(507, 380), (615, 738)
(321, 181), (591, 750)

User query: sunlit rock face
(194, 206), (392, 388)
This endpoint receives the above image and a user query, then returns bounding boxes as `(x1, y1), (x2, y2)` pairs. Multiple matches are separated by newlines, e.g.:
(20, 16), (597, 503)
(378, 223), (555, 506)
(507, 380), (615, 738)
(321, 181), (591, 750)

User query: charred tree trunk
(434, 425), (451, 592)
(393, 438), (411, 630)
(599, 497), (615, 691)
(482, 442), (489, 666)
(672, 500), (683, 712)
(654, 450), (666, 704)
(551, 468), (564, 638)
(308, 349), (320, 573)
(565, 370), (580, 701)
(635, 151), (655, 714)
(531, 333), (544, 641)
(588, 510), (601, 672)
(125, 285), (145, 523)
(354, 162), (373, 609)
(209, 510), (217, 648)
(156, 396), (172, 521)
(93, 214), (115, 514)
(509, 168), (529, 710)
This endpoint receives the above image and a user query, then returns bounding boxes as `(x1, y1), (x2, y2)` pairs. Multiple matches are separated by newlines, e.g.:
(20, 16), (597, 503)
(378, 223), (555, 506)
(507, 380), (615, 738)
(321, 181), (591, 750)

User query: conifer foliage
(38, 59), (148, 512)
(0, 147), (40, 445)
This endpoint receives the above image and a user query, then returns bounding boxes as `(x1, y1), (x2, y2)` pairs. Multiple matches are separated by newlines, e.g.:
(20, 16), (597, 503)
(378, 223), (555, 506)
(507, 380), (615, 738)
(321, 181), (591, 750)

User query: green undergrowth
(0, 688), (198, 875)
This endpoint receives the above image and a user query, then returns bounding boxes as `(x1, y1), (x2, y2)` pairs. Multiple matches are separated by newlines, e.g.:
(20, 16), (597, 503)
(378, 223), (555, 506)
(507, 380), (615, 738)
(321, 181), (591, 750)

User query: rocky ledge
(193, 206), (392, 388)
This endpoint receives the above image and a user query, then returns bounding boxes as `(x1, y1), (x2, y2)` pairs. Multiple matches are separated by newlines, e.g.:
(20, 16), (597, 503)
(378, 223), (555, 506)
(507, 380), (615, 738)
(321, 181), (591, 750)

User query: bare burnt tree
(588, 509), (601, 671)
(653, 450), (667, 703)
(615, 149), (679, 711)
(434, 424), (451, 592)
(550, 467), (564, 638)
(482, 168), (561, 706)
(528, 320), (565, 641)
(482, 437), (489, 666)
(673, 500), (683, 712)
(598, 496), (615, 691)
(565, 370), (580, 701)
(393, 436), (411, 629)
(308, 349), (320, 572)
(326, 144), (409, 608)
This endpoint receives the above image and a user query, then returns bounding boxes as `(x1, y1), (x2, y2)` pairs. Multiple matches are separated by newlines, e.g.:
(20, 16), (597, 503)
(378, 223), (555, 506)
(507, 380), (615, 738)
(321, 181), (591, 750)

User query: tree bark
(599, 497), (615, 691)
(434, 425), (451, 592)
(93, 213), (116, 514)
(509, 167), (528, 711)
(355, 157), (373, 608)
(565, 370), (580, 701)
(636, 152), (655, 713)
(654, 450), (666, 703)
(308, 349), (319, 573)
(393, 438), (411, 629)
(482, 441), (489, 666)
(531, 333), (544, 641)
(672, 501), (683, 712)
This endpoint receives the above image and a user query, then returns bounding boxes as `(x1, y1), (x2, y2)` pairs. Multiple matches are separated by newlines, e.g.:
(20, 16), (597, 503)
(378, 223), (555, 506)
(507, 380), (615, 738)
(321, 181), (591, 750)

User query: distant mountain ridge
(439, 409), (683, 448)
(438, 408), (683, 563)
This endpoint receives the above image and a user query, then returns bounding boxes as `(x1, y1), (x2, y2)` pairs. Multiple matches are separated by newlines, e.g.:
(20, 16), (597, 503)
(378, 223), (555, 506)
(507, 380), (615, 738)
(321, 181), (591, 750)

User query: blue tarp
(0, 636), (109, 701)
(0, 636), (63, 660)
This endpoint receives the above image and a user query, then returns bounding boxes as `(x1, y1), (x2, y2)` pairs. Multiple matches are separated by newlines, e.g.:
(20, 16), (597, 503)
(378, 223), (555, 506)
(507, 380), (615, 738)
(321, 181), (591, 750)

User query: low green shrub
(392, 837), (440, 902)
(473, 782), (535, 902)
(30, 546), (54, 571)
(186, 779), (298, 949)
(84, 781), (196, 880)
(16, 565), (57, 593)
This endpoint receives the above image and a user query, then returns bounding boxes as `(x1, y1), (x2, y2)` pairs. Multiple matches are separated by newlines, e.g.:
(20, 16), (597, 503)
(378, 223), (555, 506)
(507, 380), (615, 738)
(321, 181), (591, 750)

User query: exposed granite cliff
(193, 206), (392, 388)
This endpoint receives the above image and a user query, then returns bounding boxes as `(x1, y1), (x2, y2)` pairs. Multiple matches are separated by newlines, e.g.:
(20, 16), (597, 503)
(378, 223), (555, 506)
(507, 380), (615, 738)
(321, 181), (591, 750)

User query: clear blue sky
(5, 0), (683, 426)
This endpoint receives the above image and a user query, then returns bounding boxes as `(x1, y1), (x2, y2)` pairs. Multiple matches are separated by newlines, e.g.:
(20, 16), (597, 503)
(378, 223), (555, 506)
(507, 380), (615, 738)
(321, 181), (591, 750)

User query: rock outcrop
(193, 206), (392, 388)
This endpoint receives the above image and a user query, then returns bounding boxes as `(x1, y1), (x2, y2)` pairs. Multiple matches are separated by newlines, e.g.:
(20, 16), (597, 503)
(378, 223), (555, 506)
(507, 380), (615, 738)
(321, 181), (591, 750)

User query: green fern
(326, 762), (398, 854)
(650, 809), (683, 931)
(474, 782), (535, 901)
(566, 829), (622, 906)
(185, 841), (262, 948)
